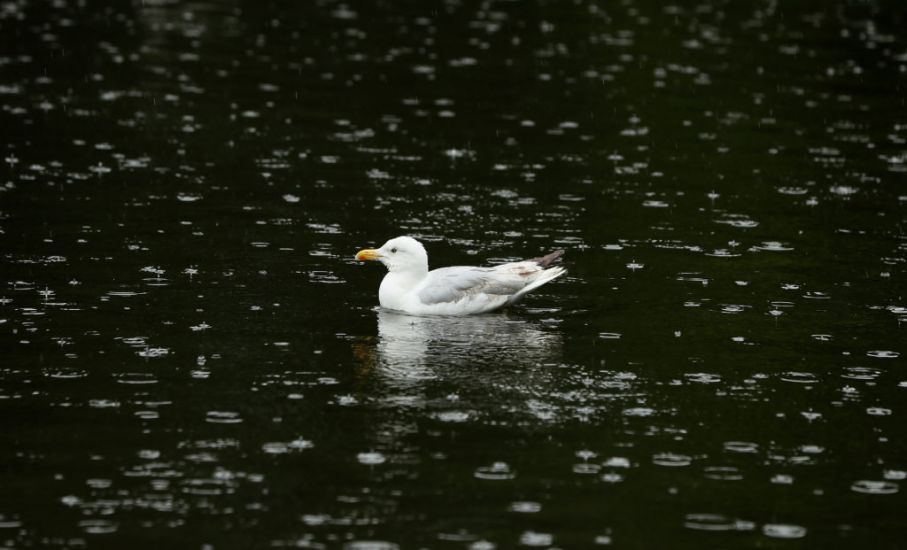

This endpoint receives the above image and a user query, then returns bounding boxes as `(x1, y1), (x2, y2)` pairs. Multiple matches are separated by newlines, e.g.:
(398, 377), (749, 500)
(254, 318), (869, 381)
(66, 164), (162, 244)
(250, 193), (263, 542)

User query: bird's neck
(387, 261), (428, 277)
(384, 266), (426, 285)
(379, 268), (426, 310)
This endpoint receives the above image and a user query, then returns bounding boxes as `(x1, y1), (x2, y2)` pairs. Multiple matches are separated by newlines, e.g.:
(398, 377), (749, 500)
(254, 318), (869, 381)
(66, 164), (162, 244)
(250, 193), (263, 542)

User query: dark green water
(2, 0), (906, 548)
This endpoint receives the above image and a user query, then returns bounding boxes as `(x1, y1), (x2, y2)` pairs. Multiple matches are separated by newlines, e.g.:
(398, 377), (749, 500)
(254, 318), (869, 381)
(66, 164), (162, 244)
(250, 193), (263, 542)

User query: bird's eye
(391, 247), (398, 253)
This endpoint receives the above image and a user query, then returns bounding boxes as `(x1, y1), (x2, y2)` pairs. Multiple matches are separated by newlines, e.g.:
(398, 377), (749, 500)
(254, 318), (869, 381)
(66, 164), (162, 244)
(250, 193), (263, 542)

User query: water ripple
(652, 453), (692, 467)
(762, 523), (807, 539)
(474, 462), (515, 480)
(851, 480), (899, 495)
(684, 513), (755, 532)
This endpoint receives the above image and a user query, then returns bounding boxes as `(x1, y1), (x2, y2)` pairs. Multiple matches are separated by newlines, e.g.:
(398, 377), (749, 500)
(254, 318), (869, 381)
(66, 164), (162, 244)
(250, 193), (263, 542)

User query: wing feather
(417, 266), (527, 305)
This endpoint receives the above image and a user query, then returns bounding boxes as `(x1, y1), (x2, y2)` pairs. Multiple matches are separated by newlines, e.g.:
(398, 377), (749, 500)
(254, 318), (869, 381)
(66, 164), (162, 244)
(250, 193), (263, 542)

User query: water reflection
(359, 309), (562, 403)
(2, 0), (906, 546)
(375, 309), (559, 372)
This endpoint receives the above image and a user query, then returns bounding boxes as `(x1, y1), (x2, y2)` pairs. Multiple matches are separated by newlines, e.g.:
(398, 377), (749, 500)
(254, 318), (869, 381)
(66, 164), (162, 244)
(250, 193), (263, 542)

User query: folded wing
(417, 257), (565, 308)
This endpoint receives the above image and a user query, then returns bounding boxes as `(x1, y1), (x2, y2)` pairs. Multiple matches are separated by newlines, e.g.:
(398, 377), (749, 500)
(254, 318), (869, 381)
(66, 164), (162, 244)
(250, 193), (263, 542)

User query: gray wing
(417, 266), (525, 305)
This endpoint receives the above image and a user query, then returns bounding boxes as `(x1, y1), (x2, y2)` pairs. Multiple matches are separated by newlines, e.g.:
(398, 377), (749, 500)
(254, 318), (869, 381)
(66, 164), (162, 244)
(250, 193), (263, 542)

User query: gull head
(355, 236), (428, 274)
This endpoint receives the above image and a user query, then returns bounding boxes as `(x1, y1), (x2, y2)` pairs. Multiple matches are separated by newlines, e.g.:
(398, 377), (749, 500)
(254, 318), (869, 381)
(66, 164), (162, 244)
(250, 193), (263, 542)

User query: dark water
(2, 0), (906, 548)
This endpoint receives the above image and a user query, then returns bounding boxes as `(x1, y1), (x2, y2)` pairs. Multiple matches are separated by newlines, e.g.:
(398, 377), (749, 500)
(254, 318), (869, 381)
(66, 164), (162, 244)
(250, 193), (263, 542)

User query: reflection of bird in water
(367, 309), (563, 395)
(347, 310), (565, 477)
(355, 236), (566, 315)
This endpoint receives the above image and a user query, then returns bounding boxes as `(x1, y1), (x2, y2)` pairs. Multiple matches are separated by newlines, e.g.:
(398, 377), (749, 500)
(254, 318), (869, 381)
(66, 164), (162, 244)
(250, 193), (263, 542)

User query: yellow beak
(355, 248), (382, 261)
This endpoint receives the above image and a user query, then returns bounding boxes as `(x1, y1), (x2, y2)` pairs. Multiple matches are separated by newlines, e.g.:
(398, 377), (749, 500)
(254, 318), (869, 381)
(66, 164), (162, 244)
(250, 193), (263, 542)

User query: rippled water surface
(2, 0), (906, 548)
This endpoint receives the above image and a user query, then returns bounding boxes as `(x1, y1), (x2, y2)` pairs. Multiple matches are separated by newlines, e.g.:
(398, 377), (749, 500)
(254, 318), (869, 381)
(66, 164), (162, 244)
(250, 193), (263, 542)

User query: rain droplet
(762, 523), (806, 539)
(652, 453), (692, 467)
(357, 451), (386, 465)
(851, 480), (898, 495)
(684, 513), (755, 532)
(474, 461), (515, 480)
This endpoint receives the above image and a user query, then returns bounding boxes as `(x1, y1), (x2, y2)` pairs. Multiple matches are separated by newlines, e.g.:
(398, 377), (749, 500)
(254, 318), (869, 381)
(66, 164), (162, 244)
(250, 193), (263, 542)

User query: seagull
(355, 236), (566, 315)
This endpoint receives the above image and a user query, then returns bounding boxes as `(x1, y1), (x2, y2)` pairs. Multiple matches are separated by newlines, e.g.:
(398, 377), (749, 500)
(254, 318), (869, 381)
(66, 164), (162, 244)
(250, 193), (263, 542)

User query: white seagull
(355, 236), (566, 315)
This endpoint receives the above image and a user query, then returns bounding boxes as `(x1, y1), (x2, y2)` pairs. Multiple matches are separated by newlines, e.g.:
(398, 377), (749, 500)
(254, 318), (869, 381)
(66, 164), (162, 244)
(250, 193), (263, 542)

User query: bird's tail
(530, 249), (565, 268)
(508, 265), (566, 305)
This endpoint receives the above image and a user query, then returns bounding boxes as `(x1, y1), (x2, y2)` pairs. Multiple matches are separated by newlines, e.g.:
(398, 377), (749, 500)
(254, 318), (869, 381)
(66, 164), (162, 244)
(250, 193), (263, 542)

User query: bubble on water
(114, 372), (158, 384)
(85, 478), (112, 489)
(752, 241), (793, 252)
(652, 453), (692, 467)
(89, 399), (120, 408)
(867, 350), (899, 359)
(450, 57), (478, 67)
(436, 411), (470, 423)
(308, 271), (345, 284)
(762, 523), (806, 539)
(780, 372), (819, 384)
(44, 368), (88, 379)
(705, 249), (741, 258)
(138, 449), (160, 460)
(603, 457), (631, 468)
(89, 162), (111, 175)
(78, 519), (118, 534)
(263, 437), (313, 454)
(884, 470), (906, 481)
(771, 474), (794, 484)
(282, 194), (300, 203)
(519, 531), (553, 547)
(642, 200), (670, 208)
(0, 516), (23, 529)
(777, 186), (809, 195)
(598, 332), (621, 340)
(851, 480), (898, 494)
(685, 372), (720, 384)
(573, 463), (601, 474)
(107, 291), (145, 298)
(623, 407), (655, 417)
(866, 407), (892, 416)
(600, 472), (624, 483)
(444, 148), (473, 160)
(724, 441), (759, 454)
(829, 185), (858, 196)
(842, 366), (880, 380)
(344, 541), (399, 550)
(684, 513), (755, 532)
(475, 461), (514, 480)
(138, 347), (170, 358)
(703, 466), (743, 481)
(336, 395), (358, 406)
(206, 411), (242, 424)
(366, 168), (391, 180)
(509, 501), (541, 513)
(576, 449), (597, 461)
(357, 452), (386, 465)
(715, 216), (759, 229)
